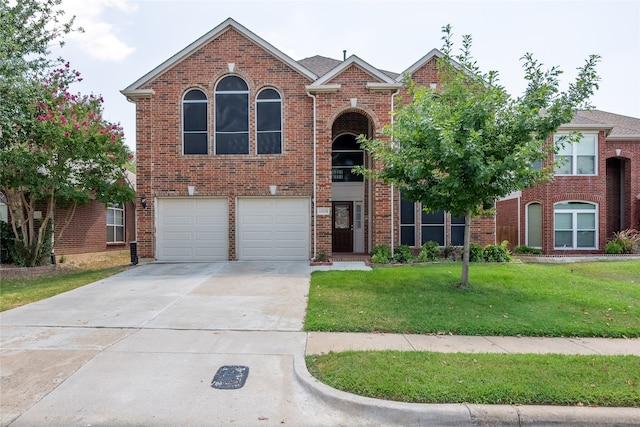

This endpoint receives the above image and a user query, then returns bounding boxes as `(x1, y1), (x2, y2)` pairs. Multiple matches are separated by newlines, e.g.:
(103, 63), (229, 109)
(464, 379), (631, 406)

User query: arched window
(554, 201), (597, 249)
(182, 89), (208, 155)
(215, 76), (249, 154)
(526, 202), (542, 248)
(256, 88), (282, 154)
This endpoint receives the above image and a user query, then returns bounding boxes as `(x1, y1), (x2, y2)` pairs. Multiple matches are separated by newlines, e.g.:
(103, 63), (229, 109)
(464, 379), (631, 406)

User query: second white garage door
(237, 198), (310, 260)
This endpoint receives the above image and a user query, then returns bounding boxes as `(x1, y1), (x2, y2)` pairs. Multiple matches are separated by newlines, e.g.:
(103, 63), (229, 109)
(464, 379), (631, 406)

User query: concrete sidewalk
(1, 261), (639, 426)
(306, 331), (640, 356)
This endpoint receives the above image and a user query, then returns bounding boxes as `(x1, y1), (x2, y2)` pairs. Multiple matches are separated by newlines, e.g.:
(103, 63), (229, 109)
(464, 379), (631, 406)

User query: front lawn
(306, 351), (640, 407)
(305, 261), (640, 337)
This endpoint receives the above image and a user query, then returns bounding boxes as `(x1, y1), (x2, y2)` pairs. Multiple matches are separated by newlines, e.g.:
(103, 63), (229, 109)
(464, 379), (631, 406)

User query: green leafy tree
(1, 0), (133, 266)
(358, 25), (600, 287)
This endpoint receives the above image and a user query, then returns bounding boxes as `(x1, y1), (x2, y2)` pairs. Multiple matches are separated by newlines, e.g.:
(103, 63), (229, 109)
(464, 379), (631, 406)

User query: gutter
(306, 89), (318, 259)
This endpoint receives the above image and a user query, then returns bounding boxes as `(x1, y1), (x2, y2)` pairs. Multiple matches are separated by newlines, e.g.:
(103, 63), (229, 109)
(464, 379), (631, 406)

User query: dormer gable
(122, 18), (317, 100)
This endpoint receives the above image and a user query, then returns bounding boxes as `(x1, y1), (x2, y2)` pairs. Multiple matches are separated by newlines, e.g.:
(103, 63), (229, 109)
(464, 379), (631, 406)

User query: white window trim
(553, 201), (598, 250)
(107, 203), (125, 243)
(554, 132), (598, 176)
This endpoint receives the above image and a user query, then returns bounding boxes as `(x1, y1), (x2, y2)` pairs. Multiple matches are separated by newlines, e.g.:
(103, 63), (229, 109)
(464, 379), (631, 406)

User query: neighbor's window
(182, 89), (208, 155)
(256, 88), (282, 154)
(215, 75), (249, 154)
(400, 194), (416, 246)
(554, 133), (597, 175)
(527, 202), (542, 248)
(107, 204), (125, 243)
(554, 201), (597, 249)
(421, 210), (445, 246)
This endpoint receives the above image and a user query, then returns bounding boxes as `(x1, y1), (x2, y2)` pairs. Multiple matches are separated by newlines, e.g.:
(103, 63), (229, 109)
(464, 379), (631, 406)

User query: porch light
(140, 196), (147, 208)
(188, 186), (195, 196)
(269, 185), (277, 195)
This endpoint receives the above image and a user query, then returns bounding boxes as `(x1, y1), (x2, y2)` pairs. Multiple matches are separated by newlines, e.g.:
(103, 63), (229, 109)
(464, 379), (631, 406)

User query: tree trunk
(459, 210), (472, 287)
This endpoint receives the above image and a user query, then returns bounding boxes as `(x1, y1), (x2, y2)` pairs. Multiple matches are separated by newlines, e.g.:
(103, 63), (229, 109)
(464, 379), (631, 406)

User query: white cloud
(63, 0), (137, 62)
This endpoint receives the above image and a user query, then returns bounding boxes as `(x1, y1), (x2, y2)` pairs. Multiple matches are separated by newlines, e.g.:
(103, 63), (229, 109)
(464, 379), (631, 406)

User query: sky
(50, 0), (640, 151)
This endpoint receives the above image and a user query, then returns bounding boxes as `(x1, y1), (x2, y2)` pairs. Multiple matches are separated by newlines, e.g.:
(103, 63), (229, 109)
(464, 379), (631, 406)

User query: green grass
(306, 351), (640, 407)
(0, 265), (130, 311)
(305, 261), (640, 337)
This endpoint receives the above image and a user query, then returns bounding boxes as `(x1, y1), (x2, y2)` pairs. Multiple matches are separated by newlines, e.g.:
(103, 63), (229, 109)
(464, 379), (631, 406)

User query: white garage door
(156, 198), (228, 261)
(237, 198), (310, 260)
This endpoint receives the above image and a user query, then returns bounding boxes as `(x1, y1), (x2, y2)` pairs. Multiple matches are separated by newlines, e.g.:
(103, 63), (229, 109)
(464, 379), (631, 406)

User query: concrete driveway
(0, 262), (378, 426)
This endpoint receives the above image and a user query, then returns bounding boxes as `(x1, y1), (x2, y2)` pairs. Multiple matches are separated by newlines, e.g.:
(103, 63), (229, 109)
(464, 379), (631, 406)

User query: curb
(292, 355), (640, 426)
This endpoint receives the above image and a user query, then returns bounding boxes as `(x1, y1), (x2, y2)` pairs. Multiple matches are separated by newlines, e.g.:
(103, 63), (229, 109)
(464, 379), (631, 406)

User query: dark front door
(332, 201), (353, 252)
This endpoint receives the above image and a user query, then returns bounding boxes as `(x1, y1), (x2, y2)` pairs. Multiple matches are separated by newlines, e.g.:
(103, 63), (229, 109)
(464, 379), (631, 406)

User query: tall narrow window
(182, 89), (208, 155)
(400, 194), (416, 246)
(107, 204), (125, 243)
(215, 76), (249, 154)
(256, 88), (282, 154)
(554, 201), (597, 249)
(527, 203), (542, 248)
(450, 215), (465, 246)
(421, 210), (445, 246)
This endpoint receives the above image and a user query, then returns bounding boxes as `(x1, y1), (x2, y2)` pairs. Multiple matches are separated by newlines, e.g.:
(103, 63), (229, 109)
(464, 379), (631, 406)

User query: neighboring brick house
(496, 110), (640, 254)
(0, 172), (136, 261)
(121, 18), (497, 262)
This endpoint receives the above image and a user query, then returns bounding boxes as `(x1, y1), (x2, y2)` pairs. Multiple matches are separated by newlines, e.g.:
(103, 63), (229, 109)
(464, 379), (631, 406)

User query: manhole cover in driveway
(211, 365), (249, 390)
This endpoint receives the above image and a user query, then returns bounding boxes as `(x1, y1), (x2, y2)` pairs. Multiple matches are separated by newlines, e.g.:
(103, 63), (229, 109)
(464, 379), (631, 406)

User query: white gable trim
(123, 18), (317, 92)
(310, 55), (396, 87)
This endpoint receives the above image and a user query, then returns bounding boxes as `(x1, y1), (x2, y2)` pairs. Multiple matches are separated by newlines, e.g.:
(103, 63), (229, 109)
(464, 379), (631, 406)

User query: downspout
(390, 89), (400, 253)
(306, 90), (317, 259)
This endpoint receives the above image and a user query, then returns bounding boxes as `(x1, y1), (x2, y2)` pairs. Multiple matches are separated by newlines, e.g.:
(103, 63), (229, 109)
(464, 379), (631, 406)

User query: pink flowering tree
(1, 64), (135, 266)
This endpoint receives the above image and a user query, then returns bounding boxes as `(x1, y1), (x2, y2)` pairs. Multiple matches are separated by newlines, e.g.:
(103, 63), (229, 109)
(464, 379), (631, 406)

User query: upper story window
(554, 201), (597, 249)
(554, 133), (597, 175)
(256, 88), (282, 154)
(332, 134), (364, 182)
(107, 203), (125, 243)
(182, 89), (208, 155)
(215, 76), (249, 154)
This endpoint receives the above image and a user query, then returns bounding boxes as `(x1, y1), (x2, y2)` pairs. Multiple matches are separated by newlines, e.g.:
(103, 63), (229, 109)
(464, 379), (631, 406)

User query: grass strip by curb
(306, 351), (640, 407)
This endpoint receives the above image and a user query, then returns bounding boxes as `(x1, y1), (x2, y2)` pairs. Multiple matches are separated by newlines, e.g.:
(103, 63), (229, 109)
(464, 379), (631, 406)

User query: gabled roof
(561, 110), (640, 140)
(309, 54), (398, 87)
(122, 18), (317, 96)
(401, 48), (446, 81)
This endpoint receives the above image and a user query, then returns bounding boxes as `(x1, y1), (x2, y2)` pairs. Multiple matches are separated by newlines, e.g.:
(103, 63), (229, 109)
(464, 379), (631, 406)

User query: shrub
(469, 242), (484, 262)
(393, 245), (414, 264)
(0, 221), (15, 264)
(442, 245), (462, 260)
(418, 241), (440, 262)
(371, 244), (391, 264)
(483, 241), (512, 263)
(610, 229), (640, 254)
(513, 245), (542, 255)
(605, 241), (623, 254)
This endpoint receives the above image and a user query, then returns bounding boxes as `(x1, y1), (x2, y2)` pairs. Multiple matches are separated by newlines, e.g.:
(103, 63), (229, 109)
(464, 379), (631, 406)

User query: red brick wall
(53, 200), (136, 255)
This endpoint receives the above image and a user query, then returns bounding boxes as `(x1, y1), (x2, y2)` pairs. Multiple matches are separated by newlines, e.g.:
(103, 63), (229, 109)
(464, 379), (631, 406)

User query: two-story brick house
(496, 110), (640, 254)
(122, 18), (637, 262)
